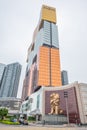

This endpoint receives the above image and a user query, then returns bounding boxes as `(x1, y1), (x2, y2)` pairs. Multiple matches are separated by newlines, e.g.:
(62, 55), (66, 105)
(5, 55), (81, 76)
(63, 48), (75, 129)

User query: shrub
(28, 116), (35, 121)
(0, 108), (8, 120)
(0, 120), (20, 125)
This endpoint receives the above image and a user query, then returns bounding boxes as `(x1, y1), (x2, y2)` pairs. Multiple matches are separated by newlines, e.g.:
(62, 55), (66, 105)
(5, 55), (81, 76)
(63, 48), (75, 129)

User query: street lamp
(64, 91), (69, 125)
(75, 114), (77, 125)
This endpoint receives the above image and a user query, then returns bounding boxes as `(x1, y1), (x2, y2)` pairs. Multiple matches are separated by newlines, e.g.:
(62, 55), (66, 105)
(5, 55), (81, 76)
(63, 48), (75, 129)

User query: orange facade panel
(51, 48), (62, 86)
(38, 46), (50, 86)
(38, 46), (62, 87)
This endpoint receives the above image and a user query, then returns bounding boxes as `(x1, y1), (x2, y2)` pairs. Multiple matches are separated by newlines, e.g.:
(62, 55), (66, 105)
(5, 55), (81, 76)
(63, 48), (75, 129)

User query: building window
(37, 95), (40, 109)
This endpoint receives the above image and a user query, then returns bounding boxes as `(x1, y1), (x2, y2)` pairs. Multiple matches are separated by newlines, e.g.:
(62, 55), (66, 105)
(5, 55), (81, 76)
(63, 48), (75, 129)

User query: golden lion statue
(49, 93), (63, 115)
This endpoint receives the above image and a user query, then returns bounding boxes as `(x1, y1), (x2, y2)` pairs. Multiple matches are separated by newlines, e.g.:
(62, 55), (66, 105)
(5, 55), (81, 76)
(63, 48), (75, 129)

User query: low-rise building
(0, 97), (22, 115)
(20, 82), (87, 124)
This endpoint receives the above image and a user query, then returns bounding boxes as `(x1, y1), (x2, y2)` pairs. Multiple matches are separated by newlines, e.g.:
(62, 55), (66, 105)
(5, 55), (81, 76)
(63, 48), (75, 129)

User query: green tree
(0, 108), (8, 120)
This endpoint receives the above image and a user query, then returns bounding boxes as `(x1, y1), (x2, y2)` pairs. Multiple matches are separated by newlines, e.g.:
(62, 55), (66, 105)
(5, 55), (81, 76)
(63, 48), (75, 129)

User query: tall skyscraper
(61, 70), (68, 85)
(0, 63), (6, 88)
(0, 62), (21, 97)
(22, 5), (62, 100)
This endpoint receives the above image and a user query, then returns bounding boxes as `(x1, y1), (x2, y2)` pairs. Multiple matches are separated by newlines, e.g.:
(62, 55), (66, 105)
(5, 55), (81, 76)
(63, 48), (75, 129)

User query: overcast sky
(0, 0), (87, 98)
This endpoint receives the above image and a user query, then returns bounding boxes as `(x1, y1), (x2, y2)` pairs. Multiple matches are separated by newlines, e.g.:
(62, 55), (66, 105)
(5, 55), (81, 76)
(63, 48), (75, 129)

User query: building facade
(61, 70), (68, 85)
(22, 5), (62, 100)
(0, 63), (6, 88)
(20, 4), (87, 124)
(20, 82), (87, 124)
(0, 97), (21, 115)
(0, 62), (21, 97)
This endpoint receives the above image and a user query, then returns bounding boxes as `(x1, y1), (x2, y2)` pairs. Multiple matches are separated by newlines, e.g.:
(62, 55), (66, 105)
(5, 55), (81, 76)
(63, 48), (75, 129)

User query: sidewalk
(0, 122), (87, 130)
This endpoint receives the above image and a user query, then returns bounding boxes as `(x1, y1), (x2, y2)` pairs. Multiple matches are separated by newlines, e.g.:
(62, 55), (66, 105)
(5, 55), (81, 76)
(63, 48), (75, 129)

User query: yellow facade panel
(41, 5), (56, 23)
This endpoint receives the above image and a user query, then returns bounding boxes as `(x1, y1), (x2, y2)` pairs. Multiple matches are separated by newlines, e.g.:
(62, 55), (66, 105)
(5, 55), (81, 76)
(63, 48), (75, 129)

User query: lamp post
(75, 114), (77, 125)
(64, 91), (69, 125)
(35, 109), (40, 122)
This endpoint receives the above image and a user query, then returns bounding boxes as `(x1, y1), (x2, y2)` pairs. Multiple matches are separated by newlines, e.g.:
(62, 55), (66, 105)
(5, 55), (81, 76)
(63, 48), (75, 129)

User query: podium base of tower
(42, 114), (67, 125)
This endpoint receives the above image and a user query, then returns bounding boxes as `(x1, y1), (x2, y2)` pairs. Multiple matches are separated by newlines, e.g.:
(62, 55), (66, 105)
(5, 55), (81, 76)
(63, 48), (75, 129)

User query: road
(0, 123), (87, 130)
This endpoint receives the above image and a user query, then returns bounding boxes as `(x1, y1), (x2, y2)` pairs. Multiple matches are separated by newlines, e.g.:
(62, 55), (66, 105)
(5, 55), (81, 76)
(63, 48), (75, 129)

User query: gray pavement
(0, 123), (87, 130)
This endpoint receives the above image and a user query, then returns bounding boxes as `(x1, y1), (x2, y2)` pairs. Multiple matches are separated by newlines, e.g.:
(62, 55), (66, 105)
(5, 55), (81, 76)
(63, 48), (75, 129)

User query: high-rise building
(0, 62), (21, 97)
(61, 70), (68, 85)
(22, 5), (62, 100)
(0, 63), (6, 88)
